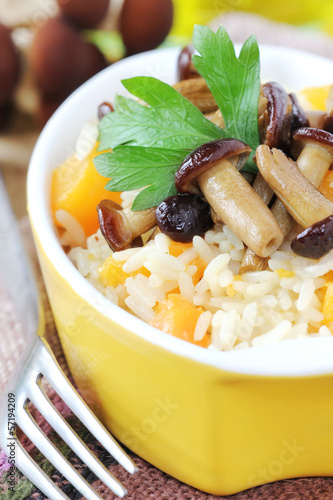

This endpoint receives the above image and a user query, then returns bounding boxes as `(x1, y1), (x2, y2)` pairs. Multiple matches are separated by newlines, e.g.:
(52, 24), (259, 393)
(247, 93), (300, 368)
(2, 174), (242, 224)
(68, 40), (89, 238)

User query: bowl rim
(28, 44), (333, 378)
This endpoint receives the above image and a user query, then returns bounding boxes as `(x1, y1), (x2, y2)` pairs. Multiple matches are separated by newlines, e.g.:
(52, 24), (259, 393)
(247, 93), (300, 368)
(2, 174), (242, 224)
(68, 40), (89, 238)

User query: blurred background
(2, 0), (333, 218)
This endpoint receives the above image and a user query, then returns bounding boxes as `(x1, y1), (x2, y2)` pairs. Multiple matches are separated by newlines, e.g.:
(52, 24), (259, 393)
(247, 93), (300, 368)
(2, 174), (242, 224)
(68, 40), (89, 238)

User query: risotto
(52, 26), (333, 350)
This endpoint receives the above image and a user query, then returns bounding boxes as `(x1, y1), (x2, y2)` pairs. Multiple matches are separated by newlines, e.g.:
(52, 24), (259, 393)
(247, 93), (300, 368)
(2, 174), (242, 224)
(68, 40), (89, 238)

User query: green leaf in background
(97, 76), (226, 152)
(94, 146), (187, 210)
(192, 25), (260, 173)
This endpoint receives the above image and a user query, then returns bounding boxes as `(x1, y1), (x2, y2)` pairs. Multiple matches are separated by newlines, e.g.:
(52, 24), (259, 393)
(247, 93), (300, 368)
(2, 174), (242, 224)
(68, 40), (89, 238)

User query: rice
(66, 211), (333, 351)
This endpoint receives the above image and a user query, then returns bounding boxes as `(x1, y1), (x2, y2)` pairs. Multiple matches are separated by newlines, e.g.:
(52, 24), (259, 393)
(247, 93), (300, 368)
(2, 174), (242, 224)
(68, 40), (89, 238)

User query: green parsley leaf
(94, 146), (187, 211)
(192, 25), (260, 173)
(96, 25), (261, 210)
(97, 76), (225, 152)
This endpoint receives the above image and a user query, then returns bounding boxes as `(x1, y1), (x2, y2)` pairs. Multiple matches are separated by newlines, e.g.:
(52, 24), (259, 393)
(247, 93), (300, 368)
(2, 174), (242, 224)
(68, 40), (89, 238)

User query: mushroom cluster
(97, 47), (333, 265)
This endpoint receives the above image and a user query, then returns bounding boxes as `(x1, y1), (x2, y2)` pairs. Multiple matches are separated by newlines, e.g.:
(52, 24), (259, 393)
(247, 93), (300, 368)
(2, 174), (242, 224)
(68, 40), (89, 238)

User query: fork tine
(15, 440), (70, 500)
(29, 380), (127, 498)
(38, 337), (138, 474)
(16, 405), (105, 500)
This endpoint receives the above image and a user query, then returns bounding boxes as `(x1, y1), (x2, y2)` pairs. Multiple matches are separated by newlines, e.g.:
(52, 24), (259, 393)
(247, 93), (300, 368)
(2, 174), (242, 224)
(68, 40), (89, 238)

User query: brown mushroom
(97, 199), (156, 252)
(177, 45), (199, 81)
(175, 138), (284, 258)
(259, 82), (293, 150)
(205, 109), (225, 129)
(173, 77), (217, 113)
(291, 214), (333, 259)
(289, 92), (309, 133)
(240, 130), (333, 273)
(240, 83), (293, 272)
(256, 145), (333, 228)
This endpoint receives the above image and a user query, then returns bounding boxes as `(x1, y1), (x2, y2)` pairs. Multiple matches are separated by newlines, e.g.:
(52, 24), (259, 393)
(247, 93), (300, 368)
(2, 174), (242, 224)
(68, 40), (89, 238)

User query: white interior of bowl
(28, 45), (333, 377)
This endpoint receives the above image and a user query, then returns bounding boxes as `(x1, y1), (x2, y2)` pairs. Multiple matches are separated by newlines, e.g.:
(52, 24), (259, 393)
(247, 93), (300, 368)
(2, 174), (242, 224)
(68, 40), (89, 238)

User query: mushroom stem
(256, 145), (333, 228)
(205, 109), (225, 129)
(173, 77), (217, 113)
(296, 143), (332, 186)
(97, 199), (156, 251)
(197, 159), (283, 257)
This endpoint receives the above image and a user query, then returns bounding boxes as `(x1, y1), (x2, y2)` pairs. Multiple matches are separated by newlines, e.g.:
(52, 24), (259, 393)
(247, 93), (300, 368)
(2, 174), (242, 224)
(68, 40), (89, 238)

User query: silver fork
(0, 174), (138, 499)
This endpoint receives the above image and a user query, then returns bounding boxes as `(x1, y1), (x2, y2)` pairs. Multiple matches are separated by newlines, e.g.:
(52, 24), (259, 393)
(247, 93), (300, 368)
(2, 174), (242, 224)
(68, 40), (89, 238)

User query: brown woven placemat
(2, 221), (333, 499)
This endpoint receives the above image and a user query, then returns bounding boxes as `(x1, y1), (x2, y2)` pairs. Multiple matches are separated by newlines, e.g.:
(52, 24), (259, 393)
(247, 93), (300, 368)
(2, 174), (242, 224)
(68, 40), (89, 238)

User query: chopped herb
(95, 24), (261, 210)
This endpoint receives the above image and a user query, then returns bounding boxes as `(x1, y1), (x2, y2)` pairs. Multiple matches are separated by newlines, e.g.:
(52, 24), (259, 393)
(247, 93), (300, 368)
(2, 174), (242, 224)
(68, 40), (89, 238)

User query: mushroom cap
(175, 138), (252, 194)
(289, 92), (309, 133)
(177, 45), (198, 81)
(292, 127), (333, 156)
(260, 82), (292, 150)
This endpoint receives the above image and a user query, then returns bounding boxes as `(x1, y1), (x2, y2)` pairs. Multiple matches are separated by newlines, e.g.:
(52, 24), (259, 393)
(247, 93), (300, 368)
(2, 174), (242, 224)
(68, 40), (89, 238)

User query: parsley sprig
(94, 25), (260, 210)
(192, 25), (260, 173)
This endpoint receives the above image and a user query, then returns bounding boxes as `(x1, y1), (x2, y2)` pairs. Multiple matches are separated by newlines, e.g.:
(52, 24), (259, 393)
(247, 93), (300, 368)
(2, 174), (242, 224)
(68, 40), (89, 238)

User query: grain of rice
(149, 275), (165, 288)
(280, 277), (301, 291)
(122, 248), (151, 273)
(194, 310), (212, 341)
(194, 279), (210, 293)
(144, 255), (185, 280)
(105, 287), (119, 305)
(229, 248), (245, 261)
(292, 323), (308, 337)
(113, 247), (143, 262)
(125, 296), (155, 322)
(302, 307), (324, 323)
(252, 320), (292, 346)
(155, 232), (170, 253)
(186, 265), (197, 277)
(126, 275), (163, 308)
(211, 310), (225, 327)
(179, 271), (196, 302)
(218, 269), (234, 287)
(214, 232), (227, 244)
(219, 310), (239, 350)
(55, 210), (86, 247)
(219, 240), (232, 253)
(277, 289), (293, 311)
(233, 341), (249, 349)
(319, 325), (332, 336)
(296, 279), (315, 311)
(245, 280), (276, 298)
(238, 302), (257, 340)
(223, 225), (244, 250)
(177, 247), (198, 265)
(232, 280), (248, 293)
(204, 254), (230, 280)
(210, 298), (247, 313)
(193, 235), (215, 262)
(205, 230), (216, 244)
(193, 292), (211, 306)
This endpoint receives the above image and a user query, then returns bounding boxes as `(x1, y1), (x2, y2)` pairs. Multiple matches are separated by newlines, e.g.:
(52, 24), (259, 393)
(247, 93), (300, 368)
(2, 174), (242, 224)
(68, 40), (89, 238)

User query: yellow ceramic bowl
(27, 46), (333, 495)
